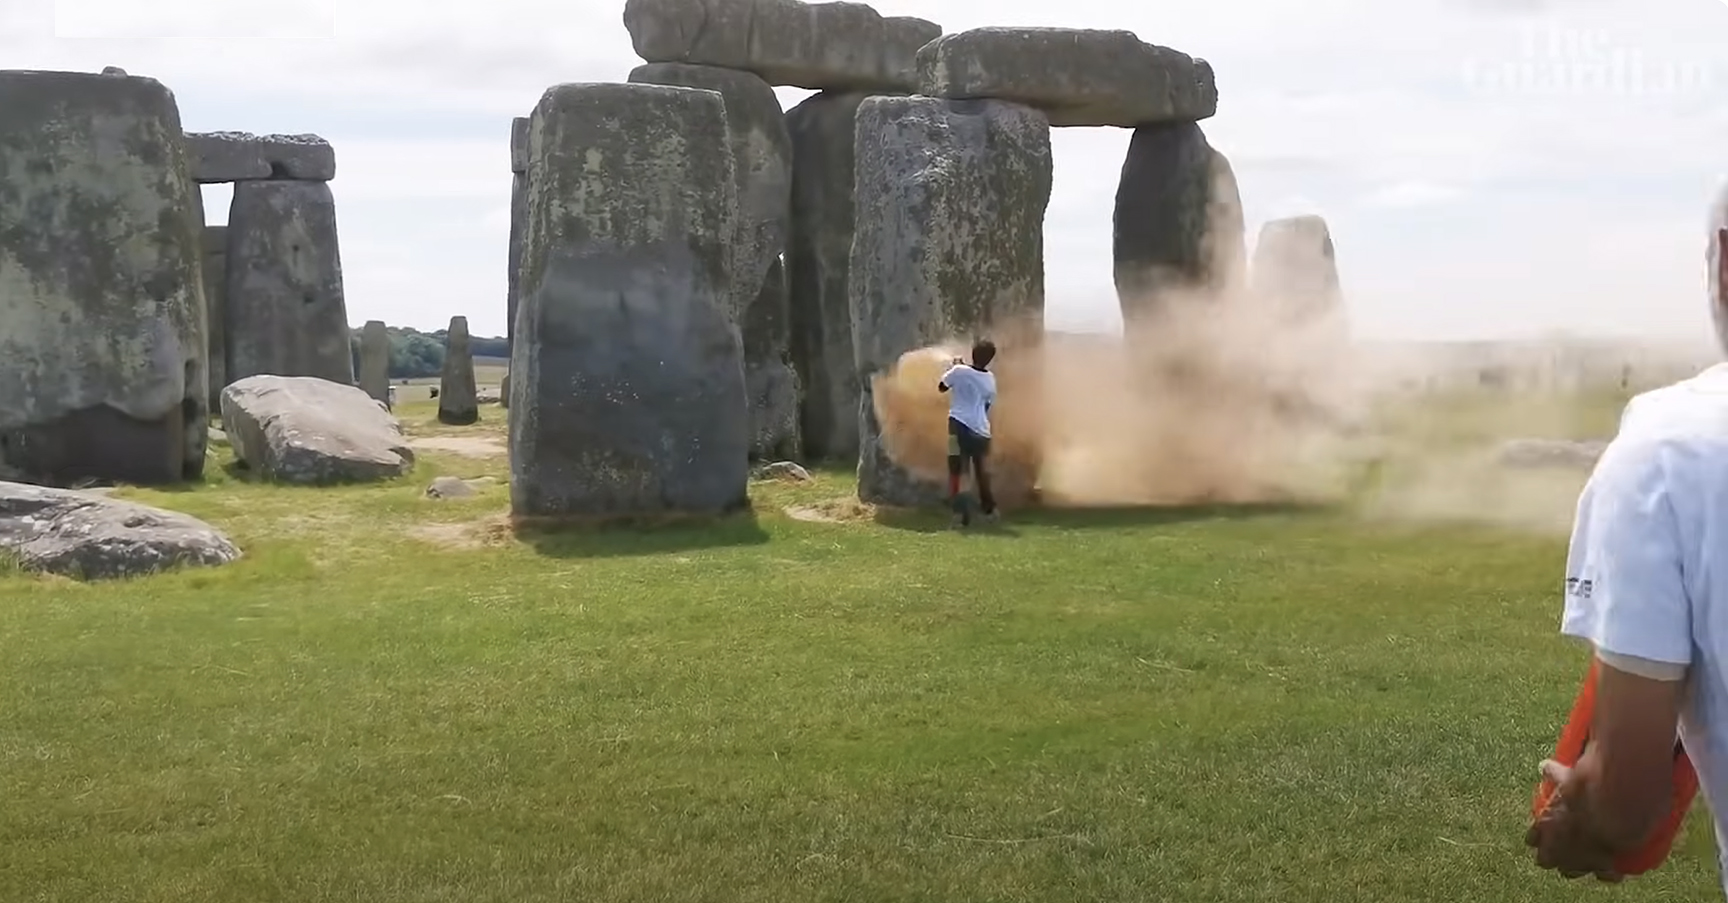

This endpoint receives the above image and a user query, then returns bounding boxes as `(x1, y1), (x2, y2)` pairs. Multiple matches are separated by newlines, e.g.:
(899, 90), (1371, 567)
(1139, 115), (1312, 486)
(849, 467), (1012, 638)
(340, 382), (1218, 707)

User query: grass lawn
(2, 390), (1721, 902)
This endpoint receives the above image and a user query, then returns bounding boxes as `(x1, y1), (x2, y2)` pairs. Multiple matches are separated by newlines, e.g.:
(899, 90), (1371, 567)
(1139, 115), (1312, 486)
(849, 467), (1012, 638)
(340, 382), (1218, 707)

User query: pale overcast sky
(3, 0), (1726, 346)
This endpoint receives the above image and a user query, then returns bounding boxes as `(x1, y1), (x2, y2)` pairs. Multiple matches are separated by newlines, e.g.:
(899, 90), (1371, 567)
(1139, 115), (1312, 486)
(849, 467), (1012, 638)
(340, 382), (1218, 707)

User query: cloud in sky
(4, 0), (1726, 345)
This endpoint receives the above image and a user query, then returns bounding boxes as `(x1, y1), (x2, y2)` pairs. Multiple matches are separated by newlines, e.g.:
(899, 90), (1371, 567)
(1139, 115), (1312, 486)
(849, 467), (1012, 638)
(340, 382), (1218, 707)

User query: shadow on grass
(514, 510), (771, 559)
(874, 499), (1334, 533)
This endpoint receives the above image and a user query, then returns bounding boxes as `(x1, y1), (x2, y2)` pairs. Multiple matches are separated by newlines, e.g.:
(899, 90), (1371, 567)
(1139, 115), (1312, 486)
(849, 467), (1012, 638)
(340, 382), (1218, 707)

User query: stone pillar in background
(786, 90), (869, 463)
(629, 62), (795, 460)
(1250, 215), (1343, 327)
(848, 95), (1052, 507)
(201, 225), (229, 414)
(510, 83), (747, 519)
(359, 319), (391, 407)
(1112, 121), (1244, 334)
(0, 69), (208, 486)
(223, 180), (354, 386)
(437, 315), (478, 425)
(504, 115), (528, 409)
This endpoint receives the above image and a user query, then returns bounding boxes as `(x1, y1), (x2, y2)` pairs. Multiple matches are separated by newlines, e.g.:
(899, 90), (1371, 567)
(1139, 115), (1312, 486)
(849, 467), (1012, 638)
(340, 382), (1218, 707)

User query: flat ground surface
(4, 390), (1720, 902)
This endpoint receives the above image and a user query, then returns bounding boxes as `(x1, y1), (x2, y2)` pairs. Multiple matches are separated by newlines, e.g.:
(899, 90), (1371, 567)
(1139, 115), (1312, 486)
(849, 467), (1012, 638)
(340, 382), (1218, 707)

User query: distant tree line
(348, 325), (508, 380)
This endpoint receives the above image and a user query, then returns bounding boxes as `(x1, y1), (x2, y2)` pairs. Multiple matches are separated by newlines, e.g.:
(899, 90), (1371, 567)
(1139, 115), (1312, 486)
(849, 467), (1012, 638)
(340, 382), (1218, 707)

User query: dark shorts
(947, 417), (990, 460)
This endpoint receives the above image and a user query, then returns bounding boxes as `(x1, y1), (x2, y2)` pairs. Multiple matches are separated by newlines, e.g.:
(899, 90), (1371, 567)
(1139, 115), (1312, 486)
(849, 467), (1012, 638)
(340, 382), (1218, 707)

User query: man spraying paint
(938, 339), (998, 527)
(1526, 192), (1728, 894)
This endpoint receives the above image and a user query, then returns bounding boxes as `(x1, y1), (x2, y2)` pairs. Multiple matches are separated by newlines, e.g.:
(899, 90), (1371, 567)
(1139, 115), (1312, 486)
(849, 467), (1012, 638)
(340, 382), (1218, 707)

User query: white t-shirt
(1560, 362), (1728, 894)
(940, 364), (996, 437)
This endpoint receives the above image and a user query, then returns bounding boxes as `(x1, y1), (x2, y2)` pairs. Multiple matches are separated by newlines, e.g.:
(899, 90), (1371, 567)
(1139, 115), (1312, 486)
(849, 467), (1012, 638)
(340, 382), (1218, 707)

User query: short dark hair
(971, 338), (996, 368)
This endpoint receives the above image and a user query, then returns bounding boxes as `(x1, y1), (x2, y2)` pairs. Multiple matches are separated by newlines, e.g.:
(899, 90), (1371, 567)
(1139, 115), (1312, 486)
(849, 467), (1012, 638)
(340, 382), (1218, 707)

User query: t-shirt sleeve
(1559, 440), (1692, 667)
(938, 365), (959, 389)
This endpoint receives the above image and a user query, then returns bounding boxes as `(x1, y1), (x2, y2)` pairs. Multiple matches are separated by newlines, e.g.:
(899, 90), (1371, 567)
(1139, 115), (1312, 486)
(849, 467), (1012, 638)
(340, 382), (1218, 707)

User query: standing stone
(506, 115), (529, 374)
(359, 320), (390, 407)
(744, 257), (800, 460)
(202, 225), (229, 413)
(0, 70), (207, 486)
(1113, 122), (1244, 331)
(437, 316), (479, 425)
(224, 180), (354, 386)
(1251, 215), (1343, 326)
(511, 82), (747, 519)
(849, 96), (1052, 506)
(621, 0), (940, 93)
(627, 63), (791, 321)
(787, 90), (867, 461)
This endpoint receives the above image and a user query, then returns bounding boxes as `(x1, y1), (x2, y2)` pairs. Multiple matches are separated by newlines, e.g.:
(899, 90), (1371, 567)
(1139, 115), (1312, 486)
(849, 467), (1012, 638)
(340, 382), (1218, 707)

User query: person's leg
(971, 439), (996, 518)
(946, 418), (966, 515)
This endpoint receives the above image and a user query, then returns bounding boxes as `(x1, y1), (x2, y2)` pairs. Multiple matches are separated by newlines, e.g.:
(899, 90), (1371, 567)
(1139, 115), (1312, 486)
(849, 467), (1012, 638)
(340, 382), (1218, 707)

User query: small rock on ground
(426, 476), (480, 499)
(754, 461), (812, 482)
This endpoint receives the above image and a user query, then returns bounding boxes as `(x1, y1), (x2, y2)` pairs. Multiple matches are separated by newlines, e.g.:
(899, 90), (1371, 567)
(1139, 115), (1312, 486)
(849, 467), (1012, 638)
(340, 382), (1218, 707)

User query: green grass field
(3, 389), (1720, 902)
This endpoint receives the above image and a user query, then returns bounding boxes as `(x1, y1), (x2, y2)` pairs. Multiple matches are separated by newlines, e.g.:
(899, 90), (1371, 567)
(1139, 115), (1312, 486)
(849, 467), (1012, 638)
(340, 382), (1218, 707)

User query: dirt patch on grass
(408, 513), (515, 550)
(784, 497), (877, 524)
(410, 436), (507, 459)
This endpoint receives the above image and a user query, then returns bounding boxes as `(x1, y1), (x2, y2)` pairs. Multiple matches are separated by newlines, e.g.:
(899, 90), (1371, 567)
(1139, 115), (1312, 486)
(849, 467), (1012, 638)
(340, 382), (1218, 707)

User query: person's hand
(1526, 760), (1624, 883)
(952, 357), (965, 366)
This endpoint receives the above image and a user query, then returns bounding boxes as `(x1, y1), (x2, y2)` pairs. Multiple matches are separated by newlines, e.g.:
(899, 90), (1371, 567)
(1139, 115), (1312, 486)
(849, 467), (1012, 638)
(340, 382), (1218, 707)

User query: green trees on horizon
(347, 325), (508, 380)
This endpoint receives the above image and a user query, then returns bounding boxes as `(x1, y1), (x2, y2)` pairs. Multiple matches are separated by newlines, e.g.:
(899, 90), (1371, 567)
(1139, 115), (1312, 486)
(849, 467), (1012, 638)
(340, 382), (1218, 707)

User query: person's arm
(938, 364), (959, 394)
(1530, 440), (1692, 869)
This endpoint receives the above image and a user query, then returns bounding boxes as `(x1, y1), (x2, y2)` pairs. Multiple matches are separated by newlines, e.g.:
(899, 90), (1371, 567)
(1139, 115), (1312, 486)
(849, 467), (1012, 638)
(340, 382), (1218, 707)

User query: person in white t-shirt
(938, 339), (998, 526)
(1527, 217), (1728, 894)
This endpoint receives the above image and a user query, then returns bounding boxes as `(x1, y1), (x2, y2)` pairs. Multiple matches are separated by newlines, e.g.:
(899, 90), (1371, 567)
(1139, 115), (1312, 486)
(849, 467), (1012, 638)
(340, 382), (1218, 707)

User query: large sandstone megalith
(786, 90), (867, 461)
(510, 82), (748, 519)
(1112, 122), (1244, 331)
(225, 181), (354, 386)
(506, 115), (528, 358)
(1251, 215), (1343, 327)
(622, 0), (940, 92)
(628, 63), (790, 319)
(744, 257), (800, 460)
(0, 69), (208, 486)
(849, 96), (1052, 506)
(202, 225), (229, 413)
(438, 315), (479, 425)
(917, 28), (1216, 127)
(359, 319), (390, 406)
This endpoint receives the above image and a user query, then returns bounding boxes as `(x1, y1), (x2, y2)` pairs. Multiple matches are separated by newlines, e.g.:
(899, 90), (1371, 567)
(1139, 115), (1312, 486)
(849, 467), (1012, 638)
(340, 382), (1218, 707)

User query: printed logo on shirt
(1565, 576), (1594, 599)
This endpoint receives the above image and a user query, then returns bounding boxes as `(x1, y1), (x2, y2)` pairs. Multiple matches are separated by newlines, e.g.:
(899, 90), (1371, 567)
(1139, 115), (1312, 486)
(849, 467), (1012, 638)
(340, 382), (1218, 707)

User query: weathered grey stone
(1113, 122), (1244, 328)
(201, 225), (228, 412)
(437, 316), (479, 425)
(224, 180), (354, 386)
(220, 375), (413, 485)
(917, 27), (1216, 128)
(753, 460), (811, 482)
(506, 170), (526, 361)
(628, 62), (792, 321)
(499, 370), (510, 408)
(1250, 215), (1343, 325)
(849, 96), (1051, 506)
(359, 320), (390, 406)
(185, 131), (335, 182)
(786, 90), (867, 462)
(511, 82), (748, 518)
(0, 70), (207, 487)
(744, 257), (800, 460)
(100, 66), (128, 77)
(0, 480), (240, 580)
(622, 0), (939, 92)
(425, 475), (478, 499)
(509, 116), (529, 174)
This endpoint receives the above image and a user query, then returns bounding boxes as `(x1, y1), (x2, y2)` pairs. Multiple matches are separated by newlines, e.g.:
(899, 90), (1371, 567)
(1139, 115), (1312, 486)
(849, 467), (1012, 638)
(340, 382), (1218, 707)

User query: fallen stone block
(622, 0), (940, 92)
(220, 375), (414, 485)
(0, 480), (240, 580)
(0, 69), (208, 487)
(186, 130), (336, 182)
(512, 82), (748, 518)
(917, 27), (1216, 127)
